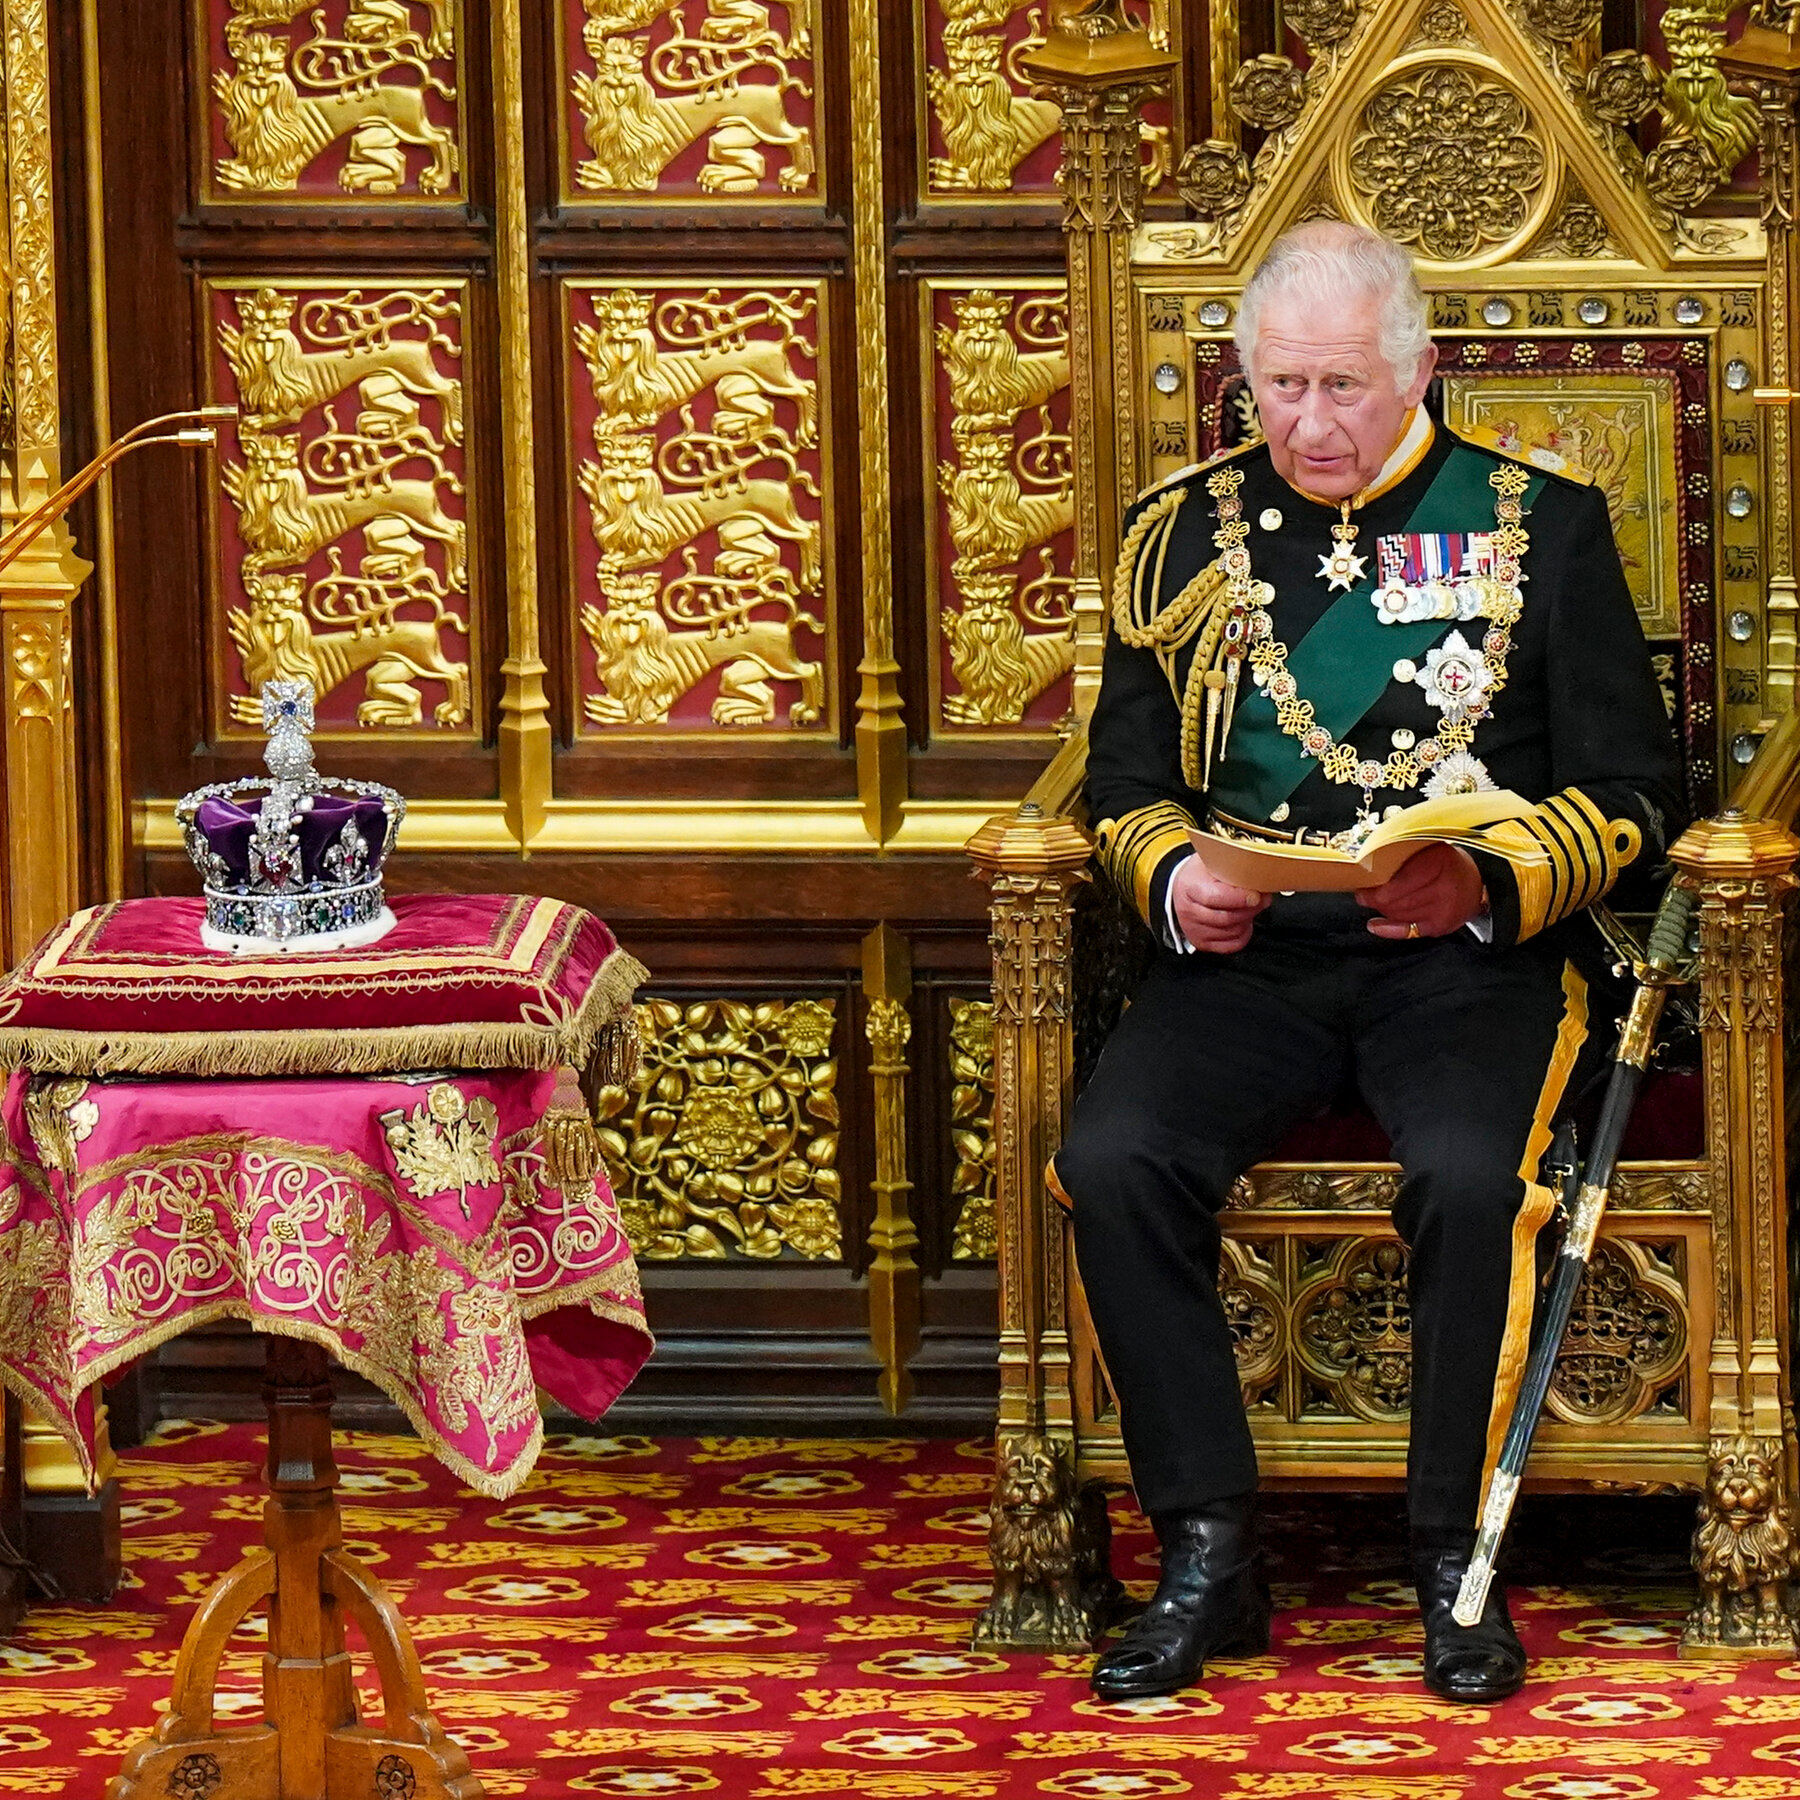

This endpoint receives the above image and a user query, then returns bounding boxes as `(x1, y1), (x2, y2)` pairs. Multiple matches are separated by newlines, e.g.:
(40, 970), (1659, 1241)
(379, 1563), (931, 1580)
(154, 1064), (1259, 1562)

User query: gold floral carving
(596, 997), (842, 1261)
(1294, 1238), (1413, 1421)
(1346, 65), (1545, 262)
(1176, 140), (1252, 219)
(1282, 0), (1358, 49)
(4, 0), (57, 454)
(215, 284), (470, 731)
(1586, 51), (1662, 128)
(1409, 0), (1474, 48)
(211, 0), (461, 198)
(947, 999), (997, 1260)
(1546, 1240), (1687, 1425)
(575, 285), (826, 731)
(1527, 180), (1619, 259)
(380, 1085), (504, 1222)
(1220, 1239), (1282, 1407)
(935, 288), (1075, 728)
(927, 4), (1063, 193)
(573, 1), (814, 197)
(1227, 55), (1306, 132)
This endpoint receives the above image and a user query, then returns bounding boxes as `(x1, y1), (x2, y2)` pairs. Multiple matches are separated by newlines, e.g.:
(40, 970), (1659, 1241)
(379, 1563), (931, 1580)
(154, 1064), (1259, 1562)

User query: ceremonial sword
(1452, 876), (1698, 1627)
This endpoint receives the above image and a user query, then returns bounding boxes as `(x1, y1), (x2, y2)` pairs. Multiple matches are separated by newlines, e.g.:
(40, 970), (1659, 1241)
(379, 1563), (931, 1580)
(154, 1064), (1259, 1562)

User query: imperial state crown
(177, 681), (405, 952)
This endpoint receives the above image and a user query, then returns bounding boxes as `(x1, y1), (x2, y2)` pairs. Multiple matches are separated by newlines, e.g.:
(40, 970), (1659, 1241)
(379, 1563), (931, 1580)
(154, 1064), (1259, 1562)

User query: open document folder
(1187, 789), (1539, 893)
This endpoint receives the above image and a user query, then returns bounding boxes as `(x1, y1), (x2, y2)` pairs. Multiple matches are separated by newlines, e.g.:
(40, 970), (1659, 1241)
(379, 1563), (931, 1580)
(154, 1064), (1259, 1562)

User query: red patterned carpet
(5, 1421), (1800, 1797)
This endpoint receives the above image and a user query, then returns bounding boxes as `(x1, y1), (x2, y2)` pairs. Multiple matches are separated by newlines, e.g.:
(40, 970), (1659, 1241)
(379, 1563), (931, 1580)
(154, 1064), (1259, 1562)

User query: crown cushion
(0, 893), (647, 1081)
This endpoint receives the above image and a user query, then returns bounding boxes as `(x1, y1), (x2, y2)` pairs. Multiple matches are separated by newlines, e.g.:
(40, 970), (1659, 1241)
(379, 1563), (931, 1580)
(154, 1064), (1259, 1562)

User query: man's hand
(1357, 842), (1486, 940)
(1171, 854), (1270, 954)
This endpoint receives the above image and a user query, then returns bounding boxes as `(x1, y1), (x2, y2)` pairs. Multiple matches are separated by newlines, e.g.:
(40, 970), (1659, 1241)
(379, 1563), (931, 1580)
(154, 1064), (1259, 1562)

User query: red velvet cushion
(0, 894), (646, 1080)
(1266, 1070), (1704, 1165)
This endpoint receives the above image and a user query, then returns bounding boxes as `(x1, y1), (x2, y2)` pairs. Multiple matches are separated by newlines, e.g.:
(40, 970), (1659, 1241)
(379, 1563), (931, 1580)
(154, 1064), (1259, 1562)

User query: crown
(177, 681), (405, 953)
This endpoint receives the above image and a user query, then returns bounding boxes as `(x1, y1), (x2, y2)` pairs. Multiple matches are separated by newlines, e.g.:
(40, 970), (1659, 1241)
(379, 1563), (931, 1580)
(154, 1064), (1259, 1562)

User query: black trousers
(1058, 922), (1598, 1539)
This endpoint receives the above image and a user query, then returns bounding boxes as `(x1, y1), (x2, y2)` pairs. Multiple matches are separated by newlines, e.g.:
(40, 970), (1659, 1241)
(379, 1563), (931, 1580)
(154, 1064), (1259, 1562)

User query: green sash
(1206, 441), (1545, 821)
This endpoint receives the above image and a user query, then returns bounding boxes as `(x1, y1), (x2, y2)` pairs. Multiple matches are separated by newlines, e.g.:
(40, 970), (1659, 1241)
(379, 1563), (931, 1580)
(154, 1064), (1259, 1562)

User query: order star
(1319, 548), (1368, 591)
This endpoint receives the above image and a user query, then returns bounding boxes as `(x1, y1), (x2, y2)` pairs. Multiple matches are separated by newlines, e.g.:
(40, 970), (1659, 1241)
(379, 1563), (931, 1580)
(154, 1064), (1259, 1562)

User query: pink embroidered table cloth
(0, 1065), (651, 1498)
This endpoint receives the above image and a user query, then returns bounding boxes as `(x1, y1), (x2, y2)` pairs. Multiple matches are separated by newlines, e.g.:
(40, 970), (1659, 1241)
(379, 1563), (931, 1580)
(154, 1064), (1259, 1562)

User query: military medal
(1210, 462), (1532, 823)
(1373, 530), (1520, 626)
(1318, 505), (1367, 592)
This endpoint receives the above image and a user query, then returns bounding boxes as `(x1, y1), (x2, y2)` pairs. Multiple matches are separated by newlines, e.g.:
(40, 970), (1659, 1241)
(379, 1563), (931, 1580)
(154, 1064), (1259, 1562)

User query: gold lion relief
(574, 1), (815, 197)
(574, 282), (825, 732)
(212, 1), (460, 198)
(935, 286), (1076, 728)
(927, 12), (1062, 194)
(575, 287), (817, 443)
(582, 571), (822, 729)
(214, 282), (471, 732)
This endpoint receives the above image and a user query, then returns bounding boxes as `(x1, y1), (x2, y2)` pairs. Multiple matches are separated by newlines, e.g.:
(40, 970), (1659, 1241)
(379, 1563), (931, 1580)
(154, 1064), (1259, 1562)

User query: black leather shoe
(1413, 1549), (1527, 1702)
(1090, 1497), (1271, 1700)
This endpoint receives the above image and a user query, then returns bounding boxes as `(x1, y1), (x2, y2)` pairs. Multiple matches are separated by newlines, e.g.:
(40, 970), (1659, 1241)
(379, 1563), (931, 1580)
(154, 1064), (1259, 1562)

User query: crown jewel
(177, 681), (405, 953)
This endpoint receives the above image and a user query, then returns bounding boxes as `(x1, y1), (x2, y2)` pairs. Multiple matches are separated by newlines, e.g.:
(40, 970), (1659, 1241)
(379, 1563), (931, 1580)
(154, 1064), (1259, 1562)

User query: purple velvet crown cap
(194, 793), (390, 886)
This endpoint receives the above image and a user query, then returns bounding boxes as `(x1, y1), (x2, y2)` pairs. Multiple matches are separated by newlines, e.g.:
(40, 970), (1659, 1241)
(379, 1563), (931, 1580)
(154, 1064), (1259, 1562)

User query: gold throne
(970, 0), (1800, 1658)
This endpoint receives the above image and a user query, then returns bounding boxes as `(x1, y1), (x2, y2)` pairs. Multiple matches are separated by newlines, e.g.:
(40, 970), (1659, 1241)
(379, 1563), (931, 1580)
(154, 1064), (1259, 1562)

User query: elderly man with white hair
(1056, 221), (1683, 1704)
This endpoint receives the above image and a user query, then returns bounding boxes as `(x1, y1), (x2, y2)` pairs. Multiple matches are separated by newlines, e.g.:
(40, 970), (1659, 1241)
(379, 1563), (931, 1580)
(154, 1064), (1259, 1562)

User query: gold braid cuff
(1468, 787), (1643, 941)
(1096, 801), (1199, 922)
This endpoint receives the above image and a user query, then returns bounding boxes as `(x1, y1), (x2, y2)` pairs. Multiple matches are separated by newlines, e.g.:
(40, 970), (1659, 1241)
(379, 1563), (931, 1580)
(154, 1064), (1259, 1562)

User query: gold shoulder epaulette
(1451, 420), (1595, 486)
(1134, 436), (1259, 503)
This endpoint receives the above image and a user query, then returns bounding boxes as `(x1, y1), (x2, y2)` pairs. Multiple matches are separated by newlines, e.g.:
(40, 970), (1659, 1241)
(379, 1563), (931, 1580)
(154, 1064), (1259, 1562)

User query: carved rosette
(922, 0), (1169, 203)
(1343, 63), (1551, 263)
(208, 280), (475, 737)
(595, 996), (842, 1261)
(930, 285), (1076, 731)
(947, 998), (997, 1260)
(204, 0), (462, 202)
(567, 0), (817, 201)
(569, 281), (830, 735)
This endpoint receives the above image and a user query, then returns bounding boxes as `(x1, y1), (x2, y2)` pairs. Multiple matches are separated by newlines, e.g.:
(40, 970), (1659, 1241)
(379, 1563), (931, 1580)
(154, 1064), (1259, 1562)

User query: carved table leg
(109, 1337), (482, 1800)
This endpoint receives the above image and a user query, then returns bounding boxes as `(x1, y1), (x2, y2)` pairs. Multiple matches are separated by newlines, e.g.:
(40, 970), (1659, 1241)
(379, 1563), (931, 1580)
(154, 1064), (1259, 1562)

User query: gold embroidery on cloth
(1, 1123), (643, 1499)
(22, 1079), (98, 1182)
(381, 1083), (504, 1220)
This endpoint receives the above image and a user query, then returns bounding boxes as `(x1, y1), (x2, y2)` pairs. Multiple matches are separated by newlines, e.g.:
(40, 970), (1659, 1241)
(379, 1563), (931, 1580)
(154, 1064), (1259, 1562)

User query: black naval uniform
(1057, 416), (1684, 1542)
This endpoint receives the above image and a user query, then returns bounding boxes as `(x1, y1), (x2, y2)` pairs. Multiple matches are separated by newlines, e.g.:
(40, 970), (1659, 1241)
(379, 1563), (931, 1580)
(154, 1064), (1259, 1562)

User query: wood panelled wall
(81, 0), (1182, 1429)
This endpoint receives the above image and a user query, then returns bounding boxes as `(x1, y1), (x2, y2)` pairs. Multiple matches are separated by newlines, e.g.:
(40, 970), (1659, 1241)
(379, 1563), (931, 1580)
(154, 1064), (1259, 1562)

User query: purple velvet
(195, 793), (387, 885)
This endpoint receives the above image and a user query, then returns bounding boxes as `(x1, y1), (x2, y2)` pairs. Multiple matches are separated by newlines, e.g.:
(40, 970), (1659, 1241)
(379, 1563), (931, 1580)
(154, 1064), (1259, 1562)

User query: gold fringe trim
(0, 948), (650, 1080)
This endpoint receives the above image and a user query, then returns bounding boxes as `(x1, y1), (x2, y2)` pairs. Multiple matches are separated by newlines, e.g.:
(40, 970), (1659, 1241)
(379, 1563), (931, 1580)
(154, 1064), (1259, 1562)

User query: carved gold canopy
(1058, 0), (1800, 810)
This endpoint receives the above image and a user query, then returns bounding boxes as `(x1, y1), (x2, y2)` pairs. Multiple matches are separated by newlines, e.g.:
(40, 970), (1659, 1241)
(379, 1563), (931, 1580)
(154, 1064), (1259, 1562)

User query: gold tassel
(541, 1066), (603, 1189)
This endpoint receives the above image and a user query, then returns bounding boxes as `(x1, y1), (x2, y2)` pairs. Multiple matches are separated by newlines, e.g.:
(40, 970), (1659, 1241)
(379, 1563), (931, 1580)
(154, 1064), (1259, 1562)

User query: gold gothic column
(0, 0), (90, 959)
(0, 0), (118, 1604)
(1725, 24), (1800, 724)
(1674, 771), (1800, 1656)
(1022, 5), (1172, 723)
(863, 924), (917, 1414)
(491, 0), (552, 851)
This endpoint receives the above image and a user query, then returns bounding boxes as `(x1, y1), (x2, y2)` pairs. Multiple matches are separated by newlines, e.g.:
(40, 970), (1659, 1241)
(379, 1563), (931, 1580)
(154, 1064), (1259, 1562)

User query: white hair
(1233, 222), (1432, 394)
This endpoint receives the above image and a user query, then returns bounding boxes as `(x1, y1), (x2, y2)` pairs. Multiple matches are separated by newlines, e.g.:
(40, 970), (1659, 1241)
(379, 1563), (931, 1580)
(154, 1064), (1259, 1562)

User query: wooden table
(110, 1337), (480, 1800)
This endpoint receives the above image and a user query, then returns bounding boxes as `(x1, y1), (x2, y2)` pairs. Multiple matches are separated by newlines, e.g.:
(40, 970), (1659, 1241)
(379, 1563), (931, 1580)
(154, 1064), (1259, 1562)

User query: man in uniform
(1057, 221), (1683, 1704)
